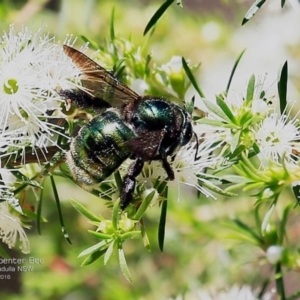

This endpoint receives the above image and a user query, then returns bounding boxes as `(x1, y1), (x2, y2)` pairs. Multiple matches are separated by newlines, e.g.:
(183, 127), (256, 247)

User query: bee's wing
(63, 45), (140, 108)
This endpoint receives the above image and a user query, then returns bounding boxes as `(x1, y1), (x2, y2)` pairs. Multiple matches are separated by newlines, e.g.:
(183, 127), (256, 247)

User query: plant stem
(275, 262), (286, 300)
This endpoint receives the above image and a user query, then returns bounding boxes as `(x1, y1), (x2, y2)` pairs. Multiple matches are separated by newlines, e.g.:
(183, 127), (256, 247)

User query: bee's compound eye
(182, 122), (193, 146)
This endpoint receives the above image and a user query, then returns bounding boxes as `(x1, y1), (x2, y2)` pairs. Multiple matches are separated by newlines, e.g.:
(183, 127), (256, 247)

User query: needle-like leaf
(143, 0), (175, 36)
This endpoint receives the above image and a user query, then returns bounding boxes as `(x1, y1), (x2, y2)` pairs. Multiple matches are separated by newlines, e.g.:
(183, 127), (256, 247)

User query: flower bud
(118, 215), (135, 233)
(261, 188), (274, 200)
(97, 220), (114, 234)
(240, 129), (255, 148)
(266, 245), (283, 264)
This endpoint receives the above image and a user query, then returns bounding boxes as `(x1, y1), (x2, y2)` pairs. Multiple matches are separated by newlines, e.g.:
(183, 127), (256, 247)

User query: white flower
(0, 25), (82, 160)
(41, 37), (83, 92)
(167, 141), (219, 201)
(255, 110), (300, 163)
(135, 139), (220, 202)
(0, 164), (23, 212)
(0, 201), (30, 253)
(193, 123), (231, 147)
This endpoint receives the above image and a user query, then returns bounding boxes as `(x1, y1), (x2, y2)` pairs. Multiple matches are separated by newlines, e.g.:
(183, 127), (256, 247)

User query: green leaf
(120, 231), (141, 241)
(143, 0), (175, 36)
(261, 204), (275, 236)
(144, 54), (152, 76)
(239, 112), (253, 128)
(281, 0), (286, 8)
(252, 142), (260, 155)
(233, 219), (263, 243)
(156, 179), (168, 195)
(229, 219), (264, 245)
(240, 153), (266, 181)
(50, 175), (71, 244)
(118, 247), (132, 282)
(158, 199), (168, 252)
(110, 7), (115, 41)
(88, 231), (113, 240)
(201, 180), (237, 197)
(226, 49), (246, 93)
(81, 249), (107, 266)
(242, 182), (266, 191)
(231, 130), (241, 153)
(36, 179), (44, 235)
(112, 58), (125, 78)
(201, 97), (231, 122)
(43, 149), (65, 176)
(132, 189), (156, 221)
(226, 145), (246, 160)
(196, 118), (226, 127)
(292, 184), (300, 206)
(70, 198), (102, 222)
(112, 198), (120, 231)
(221, 175), (250, 184)
(185, 95), (195, 116)
(246, 74), (255, 101)
(80, 35), (99, 50)
(114, 171), (123, 192)
(278, 204), (291, 244)
(278, 61), (288, 115)
(104, 240), (115, 265)
(141, 222), (151, 250)
(242, 0), (267, 25)
(216, 95), (236, 123)
(8, 167), (42, 190)
(22, 208), (46, 223)
(5, 197), (22, 214)
(182, 57), (205, 98)
(78, 240), (109, 257)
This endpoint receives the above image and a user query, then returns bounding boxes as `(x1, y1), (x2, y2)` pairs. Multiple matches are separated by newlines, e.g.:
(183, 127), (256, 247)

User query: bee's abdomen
(67, 111), (135, 189)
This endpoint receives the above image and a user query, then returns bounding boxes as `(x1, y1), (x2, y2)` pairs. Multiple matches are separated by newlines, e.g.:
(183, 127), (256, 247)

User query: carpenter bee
(60, 45), (194, 209)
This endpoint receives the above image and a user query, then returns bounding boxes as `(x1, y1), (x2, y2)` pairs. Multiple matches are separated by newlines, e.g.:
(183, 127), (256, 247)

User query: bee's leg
(193, 131), (201, 160)
(160, 148), (175, 180)
(120, 157), (144, 210)
(59, 90), (111, 113)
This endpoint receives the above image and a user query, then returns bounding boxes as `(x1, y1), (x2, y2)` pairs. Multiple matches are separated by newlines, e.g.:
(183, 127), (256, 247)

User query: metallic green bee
(61, 45), (194, 209)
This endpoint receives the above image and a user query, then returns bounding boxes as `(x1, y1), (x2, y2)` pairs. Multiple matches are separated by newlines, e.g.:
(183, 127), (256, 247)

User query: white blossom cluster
(0, 25), (81, 253)
(204, 84), (300, 167)
(0, 24), (81, 158)
(0, 25), (298, 260)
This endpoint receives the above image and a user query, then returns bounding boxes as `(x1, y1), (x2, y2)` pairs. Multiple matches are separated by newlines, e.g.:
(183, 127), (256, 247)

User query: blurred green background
(1, 1), (300, 299)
